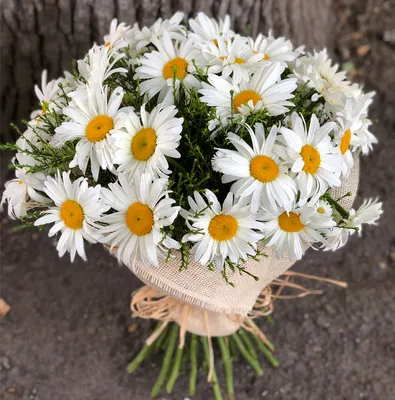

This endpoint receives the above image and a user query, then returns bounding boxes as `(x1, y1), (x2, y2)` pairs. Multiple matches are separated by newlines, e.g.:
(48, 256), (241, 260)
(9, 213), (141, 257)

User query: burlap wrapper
(124, 155), (360, 324)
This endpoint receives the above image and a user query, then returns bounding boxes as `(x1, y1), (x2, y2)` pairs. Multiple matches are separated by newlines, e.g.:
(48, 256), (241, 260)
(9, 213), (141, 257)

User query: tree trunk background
(1, 0), (334, 142)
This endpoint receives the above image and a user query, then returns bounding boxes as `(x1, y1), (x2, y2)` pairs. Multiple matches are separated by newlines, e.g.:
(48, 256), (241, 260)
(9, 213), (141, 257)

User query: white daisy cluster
(1, 13), (382, 279)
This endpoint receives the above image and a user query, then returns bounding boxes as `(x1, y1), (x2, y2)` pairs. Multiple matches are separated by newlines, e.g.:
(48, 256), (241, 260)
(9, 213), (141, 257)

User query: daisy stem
(166, 156), (188, 175)
(236, 266), (259, 281)
(251, 334), (279, 368)
(231, 333), (263, 376)
(201, 336), (223, 400)
(217, 337), (235, 400)
(336, 191), (352, 202)
(151, 323), (179, 398)
(323, 194), (349, 219)
(166, 345), (184, 393)
(127, 344), (151, 374)
(229, 334), (239, 360)
(153, 324), (169, 353)
(264, 315), (275, 326)
(239, 329), (259, 359)
(127, 322), (163, 373)
(189, 334), (198, 396)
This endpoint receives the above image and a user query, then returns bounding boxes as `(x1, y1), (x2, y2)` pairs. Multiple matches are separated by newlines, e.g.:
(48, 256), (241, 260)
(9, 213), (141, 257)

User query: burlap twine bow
(118, 155), (360, 381)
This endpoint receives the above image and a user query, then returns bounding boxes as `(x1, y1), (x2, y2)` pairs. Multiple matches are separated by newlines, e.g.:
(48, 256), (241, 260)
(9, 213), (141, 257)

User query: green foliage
(1, 45), (344, 283)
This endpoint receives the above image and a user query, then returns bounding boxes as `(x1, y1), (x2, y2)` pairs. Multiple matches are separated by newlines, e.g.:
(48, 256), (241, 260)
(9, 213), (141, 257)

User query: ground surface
(1, 1), (395, 399)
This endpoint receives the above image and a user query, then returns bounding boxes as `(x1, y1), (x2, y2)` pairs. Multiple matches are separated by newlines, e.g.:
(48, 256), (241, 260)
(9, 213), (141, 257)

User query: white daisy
(98, 173), (180, 267)
(212, 124), (297, 213)
(292, 49), (360, 103)
(322, 226), (350, 251)
(279, 113), (342, 205)
(249, 32), (301, 66)
(131, 12), (186, 53)
(77, 44), (127, 85)
(34, 171), (107, 261)
(323, 198), (382, 251)
(189, 12), (233, 44)
(261, 204), (336, 261)
(52, 84), (125, 181)
(15, 127), (49, 166)
(111, 104), (183, 179)
(313, 199), (333, 218)
(182, 190), (264, 270)
(199, 34), (261, 84)
(1, 168), (50, 219)
(135, 32), (201, 105)
(344, 198), (383, 234)
(335, 94), (377, 176)
(104, 19), (131, 48)
(30, 70), (64, 119)
(199, 62), (297, 123)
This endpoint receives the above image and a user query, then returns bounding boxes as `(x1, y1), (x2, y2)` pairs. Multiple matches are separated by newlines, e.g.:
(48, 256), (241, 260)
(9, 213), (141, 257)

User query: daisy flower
(1, 168), (50, 219)
(131, 12), (186, 53)
(15, 127), (49, 166)
(77, 44), (127, 86)
(103, 19), (131, 48)
(182, 190), (264, 270)
(52, 84), (124, 181)
(249, 32), (301, 65)
(189, 12), (233, 44)
(292, 49), (359, 103)
(199, 34), (261, 84)
(212, 124), (297, 212)
(30, 70), (64, 119)
(135, 32), (200, 105)
(34, 171), (107, 261)
(199, 62), (297, 123)
(280, 113), (342, 205)
(111, 104), (183, 179)
(322, 227), (350, 251)
(261, 203), (336, 261)
(323, 199), (382, 252)
(98, 173), (180, 267)
(335, 94), (377, 176)
(313, 199), (333, 218)
(344, 198), (383, 234)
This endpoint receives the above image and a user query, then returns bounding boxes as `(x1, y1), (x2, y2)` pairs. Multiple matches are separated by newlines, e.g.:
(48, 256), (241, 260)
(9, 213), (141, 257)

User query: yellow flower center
(212, 39), (219, 47)
(131, 128), (157, 161)
(41, 104), (47, 114)
(85, 115), (114, 143)
(250, 155), (279, 182)
(340, 128), (351, 155)
(317, 207), (326, 214)
(300, 145), (321, 174)
(18, 180), (23, 184)
(60, 200), (84, 230)
(233, 90), (262, 111)
(105, 41), (111, 47)
(125, 202), (154, 236)
(278, 211), (304, 233)
(252, 51), (270, 61)
(208, 214), (238, 241)
(163, 57), (188, 80)
(220, 56), (245, 64)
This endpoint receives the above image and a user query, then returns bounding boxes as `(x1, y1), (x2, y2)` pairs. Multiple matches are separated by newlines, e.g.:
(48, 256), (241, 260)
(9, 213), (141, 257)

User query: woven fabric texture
(125, 156), (360, 316)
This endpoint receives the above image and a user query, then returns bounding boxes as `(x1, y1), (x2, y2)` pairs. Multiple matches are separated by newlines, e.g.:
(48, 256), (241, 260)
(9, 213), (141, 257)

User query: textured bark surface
(1, 0), (333, 142)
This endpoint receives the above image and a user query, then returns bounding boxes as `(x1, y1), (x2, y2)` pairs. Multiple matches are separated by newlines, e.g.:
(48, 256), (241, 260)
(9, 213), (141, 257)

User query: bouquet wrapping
(1, 11), (382, 397)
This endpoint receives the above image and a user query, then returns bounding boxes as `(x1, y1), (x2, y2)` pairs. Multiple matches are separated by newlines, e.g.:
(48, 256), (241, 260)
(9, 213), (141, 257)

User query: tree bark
(0, 0), (334, 142)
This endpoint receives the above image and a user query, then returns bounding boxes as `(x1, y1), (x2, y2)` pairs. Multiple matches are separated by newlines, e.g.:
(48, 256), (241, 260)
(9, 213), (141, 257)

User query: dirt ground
(1, 1), (395, 399)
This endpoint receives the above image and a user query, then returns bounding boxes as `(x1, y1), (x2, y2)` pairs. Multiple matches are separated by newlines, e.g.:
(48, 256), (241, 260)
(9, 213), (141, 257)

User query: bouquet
(1, 11), (383, 399)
